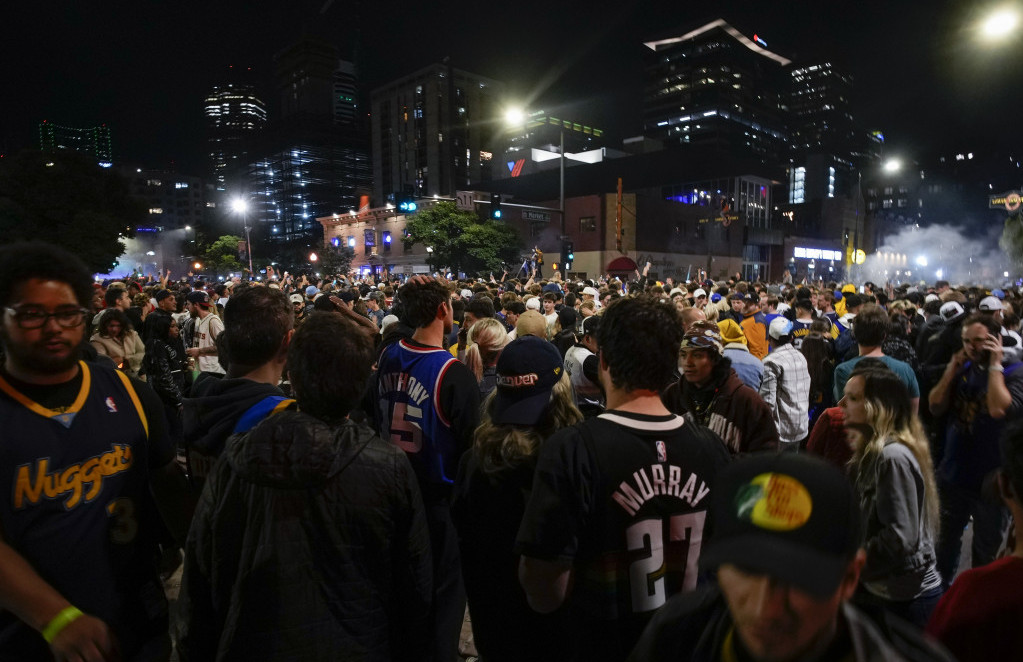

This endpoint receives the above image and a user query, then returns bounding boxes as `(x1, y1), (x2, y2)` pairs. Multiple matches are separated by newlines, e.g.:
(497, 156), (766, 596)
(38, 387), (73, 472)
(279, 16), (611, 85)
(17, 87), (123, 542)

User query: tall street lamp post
(231, 198), (253, 277)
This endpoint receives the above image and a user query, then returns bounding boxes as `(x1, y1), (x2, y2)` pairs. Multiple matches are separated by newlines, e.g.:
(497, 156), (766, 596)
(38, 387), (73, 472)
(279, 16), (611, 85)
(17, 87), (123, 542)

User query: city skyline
(6, 0), (1023, 176)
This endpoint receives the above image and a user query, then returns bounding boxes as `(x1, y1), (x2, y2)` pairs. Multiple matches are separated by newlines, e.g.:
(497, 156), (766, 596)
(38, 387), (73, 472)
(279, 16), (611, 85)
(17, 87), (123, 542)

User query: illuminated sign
(507, 159), (525, 177)
(990, 191), (1022, 211)
(794, 247), (842, 261)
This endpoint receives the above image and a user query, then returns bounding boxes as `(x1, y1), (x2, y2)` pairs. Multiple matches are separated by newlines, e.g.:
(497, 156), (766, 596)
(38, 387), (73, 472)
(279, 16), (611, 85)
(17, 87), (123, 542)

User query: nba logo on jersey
(655, 440), (667, 463)
(105, 397), (118, 413)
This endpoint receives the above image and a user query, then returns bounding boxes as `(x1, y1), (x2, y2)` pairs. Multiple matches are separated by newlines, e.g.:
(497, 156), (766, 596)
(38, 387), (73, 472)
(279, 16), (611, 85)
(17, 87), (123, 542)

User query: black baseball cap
(699, 453), (861, 598)
(186, 290), (212, 307)
(492, 336), (563, 426)
(154, 289), (174, 302)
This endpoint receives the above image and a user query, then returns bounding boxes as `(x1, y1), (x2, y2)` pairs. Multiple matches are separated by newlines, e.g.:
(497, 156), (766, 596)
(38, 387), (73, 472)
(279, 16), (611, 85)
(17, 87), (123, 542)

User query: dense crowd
(1, 241), (1021, 662)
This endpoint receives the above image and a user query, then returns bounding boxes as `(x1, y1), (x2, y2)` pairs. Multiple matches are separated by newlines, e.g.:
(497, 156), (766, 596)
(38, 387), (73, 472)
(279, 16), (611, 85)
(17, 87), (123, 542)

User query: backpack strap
(232, 395), (297, 435)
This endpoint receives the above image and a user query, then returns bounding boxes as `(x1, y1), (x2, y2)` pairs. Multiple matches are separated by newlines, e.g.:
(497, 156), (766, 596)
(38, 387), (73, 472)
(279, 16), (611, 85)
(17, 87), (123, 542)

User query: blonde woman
(452, 337), (582, 662)
(463, 317), (509, 398)
(840, 359), (942, 627)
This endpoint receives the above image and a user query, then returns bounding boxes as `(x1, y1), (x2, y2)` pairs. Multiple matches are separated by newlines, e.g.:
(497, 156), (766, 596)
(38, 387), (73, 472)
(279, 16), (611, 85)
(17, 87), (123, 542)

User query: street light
(883, 159), (902, 173)
(231, 198), (253, 277)
(981, 7), (1019, 39)
(504, 107), (567, 234)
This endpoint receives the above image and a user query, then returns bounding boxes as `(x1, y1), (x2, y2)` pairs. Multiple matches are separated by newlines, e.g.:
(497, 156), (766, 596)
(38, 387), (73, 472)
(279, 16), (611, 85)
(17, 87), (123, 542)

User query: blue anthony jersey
(0, 362), (169, 658)
(376, 339), (461, 489)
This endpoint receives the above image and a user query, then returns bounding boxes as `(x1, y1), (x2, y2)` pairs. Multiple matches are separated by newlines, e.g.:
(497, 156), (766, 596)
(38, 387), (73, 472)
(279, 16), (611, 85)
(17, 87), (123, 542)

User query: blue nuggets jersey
(376, 339), (461, 489)
(0, 362), (166, 658)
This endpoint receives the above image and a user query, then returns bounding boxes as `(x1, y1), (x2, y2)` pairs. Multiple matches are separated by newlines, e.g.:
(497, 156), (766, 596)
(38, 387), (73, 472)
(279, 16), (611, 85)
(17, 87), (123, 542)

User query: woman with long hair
(452, 337), (582, 662)
(840, 362), (942, 627)
(463, 317), (509, 398)
(141, 313), (186, 444)
(90, 309), (146, 378)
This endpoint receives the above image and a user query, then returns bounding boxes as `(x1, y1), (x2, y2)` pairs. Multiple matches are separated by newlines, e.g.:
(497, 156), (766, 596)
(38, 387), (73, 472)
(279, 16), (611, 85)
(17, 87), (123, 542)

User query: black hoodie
(182, 377), (293, 491)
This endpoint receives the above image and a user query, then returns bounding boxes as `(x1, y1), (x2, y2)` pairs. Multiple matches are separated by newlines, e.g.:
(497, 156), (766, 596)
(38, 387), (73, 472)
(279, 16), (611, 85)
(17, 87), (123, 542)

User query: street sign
(523, 210), (551, 222)
(990, 190), (1022, 211)
(456, 190), (476, 211)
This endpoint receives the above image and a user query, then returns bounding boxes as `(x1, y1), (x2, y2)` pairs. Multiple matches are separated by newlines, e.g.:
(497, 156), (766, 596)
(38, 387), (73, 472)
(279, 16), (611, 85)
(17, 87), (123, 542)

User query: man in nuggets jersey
(518, 296), (731, 661)
(0, 242), (189, 661)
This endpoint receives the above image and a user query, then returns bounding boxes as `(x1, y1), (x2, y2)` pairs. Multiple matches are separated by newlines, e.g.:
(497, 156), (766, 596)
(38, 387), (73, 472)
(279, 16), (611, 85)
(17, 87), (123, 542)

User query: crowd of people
(1, 240), (1022, 662)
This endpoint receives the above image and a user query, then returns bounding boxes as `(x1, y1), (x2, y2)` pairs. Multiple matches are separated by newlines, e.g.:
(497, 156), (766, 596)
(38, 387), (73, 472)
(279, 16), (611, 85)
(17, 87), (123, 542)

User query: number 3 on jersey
(388, 401), (424, 453)
(626, 511), (706, 612)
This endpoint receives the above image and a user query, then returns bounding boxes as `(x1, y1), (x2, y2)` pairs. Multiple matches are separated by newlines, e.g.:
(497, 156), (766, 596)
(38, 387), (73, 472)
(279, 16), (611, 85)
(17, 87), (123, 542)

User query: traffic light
(398, 196), (417, 213)
(490, 193), (502, 219)
(561, 241), (574, 270)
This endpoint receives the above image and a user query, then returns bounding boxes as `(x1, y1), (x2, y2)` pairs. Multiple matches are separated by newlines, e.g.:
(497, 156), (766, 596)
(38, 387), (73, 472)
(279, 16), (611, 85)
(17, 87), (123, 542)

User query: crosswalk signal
(398, 197), (417, 213)
(490, 193), (502, 219)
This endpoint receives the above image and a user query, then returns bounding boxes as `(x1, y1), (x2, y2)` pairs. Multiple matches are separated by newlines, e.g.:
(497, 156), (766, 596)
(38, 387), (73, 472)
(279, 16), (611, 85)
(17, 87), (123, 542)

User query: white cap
(979, 296), (1004, 312)
(380, 314), (399, 333)
(924, 293), (940, 304)
(525, 298), (542, 310)
(289, 293), (304, 304)
(669, 287), (687, 297)
(940, 301), (965, 322)
(692, 288), (707, 298)
(769, 317), (794, 340)
(582, 286), (599, 297)
(460, 288), (473, 299)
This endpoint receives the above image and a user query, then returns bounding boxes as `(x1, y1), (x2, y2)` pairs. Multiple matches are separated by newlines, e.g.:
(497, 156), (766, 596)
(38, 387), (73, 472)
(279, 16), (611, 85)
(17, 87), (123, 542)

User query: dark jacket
(141, 338), (185, 407)
(178, 411), (433, 662)
(629, 587), (955, 662)
(662, 369), (779, 454)
(182, 377), (291, 491)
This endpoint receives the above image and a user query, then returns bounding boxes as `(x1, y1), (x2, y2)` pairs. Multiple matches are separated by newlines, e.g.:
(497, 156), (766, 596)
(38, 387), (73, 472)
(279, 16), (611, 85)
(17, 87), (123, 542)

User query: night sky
(6, 0), (1023, 175)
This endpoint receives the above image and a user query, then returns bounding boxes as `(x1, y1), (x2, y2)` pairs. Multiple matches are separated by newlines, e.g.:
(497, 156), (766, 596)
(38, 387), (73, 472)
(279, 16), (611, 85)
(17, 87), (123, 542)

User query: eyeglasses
(4, 306), (89, 329)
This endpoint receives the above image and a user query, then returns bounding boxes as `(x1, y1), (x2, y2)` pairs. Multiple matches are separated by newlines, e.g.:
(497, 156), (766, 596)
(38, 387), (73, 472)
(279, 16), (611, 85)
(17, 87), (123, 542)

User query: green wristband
(42, 606), (83, 644)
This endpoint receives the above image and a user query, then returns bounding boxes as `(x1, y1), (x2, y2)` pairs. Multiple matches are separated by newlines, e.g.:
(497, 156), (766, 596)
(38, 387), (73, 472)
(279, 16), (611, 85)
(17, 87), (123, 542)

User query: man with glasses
(0, 242), (189, 661)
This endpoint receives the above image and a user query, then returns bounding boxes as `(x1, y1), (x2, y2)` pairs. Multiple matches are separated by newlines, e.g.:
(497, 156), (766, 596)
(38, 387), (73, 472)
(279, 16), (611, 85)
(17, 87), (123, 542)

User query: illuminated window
(149, 208), (163, 214)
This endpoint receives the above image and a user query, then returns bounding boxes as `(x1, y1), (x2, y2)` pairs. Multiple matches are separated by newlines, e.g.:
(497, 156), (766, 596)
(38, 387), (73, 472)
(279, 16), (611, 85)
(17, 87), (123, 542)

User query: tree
(318, 244), (355, 276)
(0, 149), (146, 272)
(1001, 212), (1023, 269)
(403, 201), (522, 276)
(200, 235), (243, 274)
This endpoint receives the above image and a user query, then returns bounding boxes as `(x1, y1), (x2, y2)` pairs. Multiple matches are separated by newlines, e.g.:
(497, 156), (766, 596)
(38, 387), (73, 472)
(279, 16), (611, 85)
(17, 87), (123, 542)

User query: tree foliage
(1001, 212), (1023, 268)
(403, 201), (522, 276)
(200, 235), (243, 273)
(318, 244), (356, 276)
(0, 149), (145, 272)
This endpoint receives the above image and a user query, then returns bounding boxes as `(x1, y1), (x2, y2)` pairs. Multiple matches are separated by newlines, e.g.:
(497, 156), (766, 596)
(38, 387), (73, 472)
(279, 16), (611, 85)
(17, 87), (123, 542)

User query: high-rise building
(204, 68), (268, 190)
(788, 62), (859, 162)
(371, 63), (505, 204)
(236, 36), (371, 249)
(275, 36), (339, 122)
(39, 121), (113, 165)
(643, 19), (791, 165)
(334, 60), (358, 126)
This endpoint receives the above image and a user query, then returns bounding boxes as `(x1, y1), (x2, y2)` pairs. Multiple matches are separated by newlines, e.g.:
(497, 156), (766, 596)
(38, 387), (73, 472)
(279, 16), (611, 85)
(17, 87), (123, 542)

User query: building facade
(39, 121), (112, 165)
(204, 69), (268, 191)
(371, 64), (506, 204)
(643, 19), (791, 165)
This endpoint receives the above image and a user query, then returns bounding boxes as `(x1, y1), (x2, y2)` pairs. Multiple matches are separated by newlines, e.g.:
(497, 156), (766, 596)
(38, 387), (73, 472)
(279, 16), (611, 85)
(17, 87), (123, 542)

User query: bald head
(681, 307), (707, 332)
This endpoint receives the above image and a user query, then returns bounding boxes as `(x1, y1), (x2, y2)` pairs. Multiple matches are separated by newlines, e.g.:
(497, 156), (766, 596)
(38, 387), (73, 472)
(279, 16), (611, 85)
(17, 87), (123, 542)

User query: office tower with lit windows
(371, 63), (505, 204)
(643, 19), (791, 165)
(204, 69), (268, 191)
(240, 36), (370, 248)
(39, 121), (113, 164)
